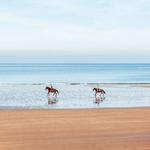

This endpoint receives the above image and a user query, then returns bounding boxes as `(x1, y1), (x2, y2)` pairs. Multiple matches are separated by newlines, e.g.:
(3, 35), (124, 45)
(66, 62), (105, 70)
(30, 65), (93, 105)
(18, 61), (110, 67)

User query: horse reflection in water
(48, 96), (58, 105)
(94, 96), (105, 105)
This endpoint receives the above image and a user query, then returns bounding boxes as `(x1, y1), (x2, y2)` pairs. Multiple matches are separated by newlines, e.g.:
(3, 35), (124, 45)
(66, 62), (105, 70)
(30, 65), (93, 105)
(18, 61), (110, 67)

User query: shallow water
(0, 63), (150, 109)
(0, 83), (150, 109)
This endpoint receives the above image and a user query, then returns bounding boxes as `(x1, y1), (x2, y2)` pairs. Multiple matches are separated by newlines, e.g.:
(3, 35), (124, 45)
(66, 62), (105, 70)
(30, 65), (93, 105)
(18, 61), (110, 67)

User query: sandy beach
(0, 108), (150, 150)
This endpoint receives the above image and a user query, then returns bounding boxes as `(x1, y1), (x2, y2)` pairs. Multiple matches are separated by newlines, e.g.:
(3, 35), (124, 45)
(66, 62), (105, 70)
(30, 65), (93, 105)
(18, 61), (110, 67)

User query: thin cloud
(0, 0), (150, 62)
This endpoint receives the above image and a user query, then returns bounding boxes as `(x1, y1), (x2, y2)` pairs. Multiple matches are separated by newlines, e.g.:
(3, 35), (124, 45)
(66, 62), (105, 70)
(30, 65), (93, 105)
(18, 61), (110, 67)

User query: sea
(0, 63), (150, 109)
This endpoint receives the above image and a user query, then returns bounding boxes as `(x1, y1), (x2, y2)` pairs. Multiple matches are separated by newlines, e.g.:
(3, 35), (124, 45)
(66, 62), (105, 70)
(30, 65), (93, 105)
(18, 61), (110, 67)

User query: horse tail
(56, 90), (59, 94)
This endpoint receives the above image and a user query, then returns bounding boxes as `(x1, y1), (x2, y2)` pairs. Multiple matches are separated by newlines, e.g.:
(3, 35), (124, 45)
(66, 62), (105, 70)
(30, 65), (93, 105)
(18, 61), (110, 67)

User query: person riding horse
(45, 85), (59, 97)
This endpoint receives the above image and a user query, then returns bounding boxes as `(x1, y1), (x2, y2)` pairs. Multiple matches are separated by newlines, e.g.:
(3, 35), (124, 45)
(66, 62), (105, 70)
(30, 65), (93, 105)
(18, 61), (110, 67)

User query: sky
(0, 0), (150, 63)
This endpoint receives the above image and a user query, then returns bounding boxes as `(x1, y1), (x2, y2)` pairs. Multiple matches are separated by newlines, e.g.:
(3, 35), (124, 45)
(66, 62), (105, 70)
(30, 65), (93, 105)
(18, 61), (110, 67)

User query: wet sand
(0, 108), (150, 150)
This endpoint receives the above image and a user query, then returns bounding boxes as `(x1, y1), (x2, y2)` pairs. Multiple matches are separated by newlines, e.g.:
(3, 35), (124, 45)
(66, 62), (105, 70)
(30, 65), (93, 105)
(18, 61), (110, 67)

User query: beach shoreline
(0, 108), (150, 150)
(0, 105), (150, 110)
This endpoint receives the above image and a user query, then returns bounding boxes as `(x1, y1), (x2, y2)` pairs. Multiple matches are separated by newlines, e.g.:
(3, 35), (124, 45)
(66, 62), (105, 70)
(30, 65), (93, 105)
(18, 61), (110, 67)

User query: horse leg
(95, 92), (97, 98)
(99, 92), (102, 97)
(53, 92), (57, 98)
(103, 93), (105, 98)
(102, 93), (105, 101)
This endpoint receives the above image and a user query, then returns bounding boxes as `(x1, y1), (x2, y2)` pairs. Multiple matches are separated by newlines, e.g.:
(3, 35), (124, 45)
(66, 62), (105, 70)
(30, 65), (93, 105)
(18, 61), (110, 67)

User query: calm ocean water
(0, 63), (150, 83)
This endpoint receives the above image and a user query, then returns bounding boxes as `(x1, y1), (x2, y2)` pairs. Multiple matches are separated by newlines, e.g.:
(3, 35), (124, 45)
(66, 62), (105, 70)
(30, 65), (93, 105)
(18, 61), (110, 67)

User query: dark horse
(93, 88), (106, 97)
(45, 86), (59, 97)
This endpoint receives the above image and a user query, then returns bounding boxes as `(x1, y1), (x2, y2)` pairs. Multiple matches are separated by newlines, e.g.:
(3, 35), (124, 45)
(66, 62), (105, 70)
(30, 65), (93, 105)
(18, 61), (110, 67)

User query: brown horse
(93, 88), (106, 97)
(45, 86), (59, 97)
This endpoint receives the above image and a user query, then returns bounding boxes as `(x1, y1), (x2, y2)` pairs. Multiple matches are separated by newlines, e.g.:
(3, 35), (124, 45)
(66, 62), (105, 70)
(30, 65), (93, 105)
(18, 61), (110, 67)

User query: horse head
(45, 86), (49, 90)
(93, 88), (96, 91)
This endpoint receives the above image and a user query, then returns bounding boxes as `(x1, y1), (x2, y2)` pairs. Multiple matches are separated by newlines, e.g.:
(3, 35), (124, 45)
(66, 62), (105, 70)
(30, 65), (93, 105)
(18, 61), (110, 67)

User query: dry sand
(0, 108), (150, 150)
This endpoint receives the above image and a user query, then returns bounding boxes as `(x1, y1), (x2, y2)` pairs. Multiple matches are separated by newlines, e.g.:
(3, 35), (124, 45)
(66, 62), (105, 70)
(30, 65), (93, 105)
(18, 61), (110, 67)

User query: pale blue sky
(0, 0), (150, 63)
